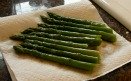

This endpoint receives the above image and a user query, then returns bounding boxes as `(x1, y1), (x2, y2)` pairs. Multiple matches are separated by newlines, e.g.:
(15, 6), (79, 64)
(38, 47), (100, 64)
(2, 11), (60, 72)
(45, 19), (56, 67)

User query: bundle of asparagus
(10, 12), (116, 71)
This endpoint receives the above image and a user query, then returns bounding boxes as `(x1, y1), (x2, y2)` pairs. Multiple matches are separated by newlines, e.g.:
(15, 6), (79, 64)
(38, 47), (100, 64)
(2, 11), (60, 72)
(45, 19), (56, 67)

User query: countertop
(0, 0), (131, 81)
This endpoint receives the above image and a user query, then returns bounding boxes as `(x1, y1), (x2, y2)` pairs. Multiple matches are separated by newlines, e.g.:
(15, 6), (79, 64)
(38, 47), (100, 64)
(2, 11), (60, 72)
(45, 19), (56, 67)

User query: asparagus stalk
(39, 24), (116, 42)
(13, 46), (95, 71)
(24, 39), (100, 58)
(21, 28), (36, 34)
(47, 12), (106, 27)
(21, 42), (99, 63)
(10, 35), (88, 49)
(41, 16), (113, 33)
(22, 26), (101, 38)
(30, 32), (102, 46)
(10, 33), (102, 46)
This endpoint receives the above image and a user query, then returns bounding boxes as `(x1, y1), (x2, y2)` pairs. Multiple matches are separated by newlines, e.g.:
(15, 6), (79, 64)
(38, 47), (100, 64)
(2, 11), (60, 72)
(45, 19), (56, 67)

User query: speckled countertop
(0, 0), (13, 17)
(0, 0), (131, 81)
(0, 0), (12, 80)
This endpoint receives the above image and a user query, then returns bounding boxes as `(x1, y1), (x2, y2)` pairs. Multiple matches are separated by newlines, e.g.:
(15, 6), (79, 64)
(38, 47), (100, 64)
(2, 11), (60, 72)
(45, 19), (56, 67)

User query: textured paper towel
(0, 1), (131, 81)
(93, 0), (131, 31)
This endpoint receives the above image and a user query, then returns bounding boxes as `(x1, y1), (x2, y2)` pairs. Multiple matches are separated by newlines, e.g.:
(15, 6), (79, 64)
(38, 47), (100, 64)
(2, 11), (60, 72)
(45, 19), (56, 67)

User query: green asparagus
(10, 35), (89, 49)
(22, 26), (101, 38)
(41, 16), (113, 33)
(30, 32), (102, 46)
(21, 28), (36, 34)
(39, 24), (116, 42)
(24, 39), (100, 58)
(21, 41), (99, 63)
(13, 46), (95, 70)
(10, 33), (102, 46)
(47, 12), (106, 27)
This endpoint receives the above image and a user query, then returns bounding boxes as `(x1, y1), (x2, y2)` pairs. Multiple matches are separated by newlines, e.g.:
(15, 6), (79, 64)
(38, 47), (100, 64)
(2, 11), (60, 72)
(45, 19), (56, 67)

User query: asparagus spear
(47, 12), (106, 27)
(30, 32), (102, 46)
(24, 39), (100, 58)
(10, 33), (102, 46)
(13, 45), (95, 71)
(21, 28), (36, 34)
(22, 27), (101, 38)
(41, 16), (113, 33)
(10, 35), (89, 49)
(21, 42), (99, 63)
(39, 24), (116, 42)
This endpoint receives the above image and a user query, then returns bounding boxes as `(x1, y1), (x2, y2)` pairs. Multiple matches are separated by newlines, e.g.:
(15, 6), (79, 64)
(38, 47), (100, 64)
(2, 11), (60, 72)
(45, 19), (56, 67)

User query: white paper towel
(0, 0), (131, 81)
(93, 0), (131, 31)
